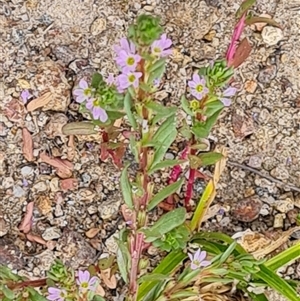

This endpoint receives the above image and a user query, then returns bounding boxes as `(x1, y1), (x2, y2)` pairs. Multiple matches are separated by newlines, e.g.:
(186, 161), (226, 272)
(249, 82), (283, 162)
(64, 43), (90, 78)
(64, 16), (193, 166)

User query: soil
(1, 0), (300, 300)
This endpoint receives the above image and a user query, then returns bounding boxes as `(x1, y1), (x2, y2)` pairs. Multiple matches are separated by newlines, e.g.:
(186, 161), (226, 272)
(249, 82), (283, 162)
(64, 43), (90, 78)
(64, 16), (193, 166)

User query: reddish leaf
(22, 128), (34, 161)
(4, 99), (25, 124)
(19, 202), (34, 234)
(26, 233), (47, 245)
(39, 152), (73, 177)
(229, 37), (252, 68)
(26, 92), (52, 112)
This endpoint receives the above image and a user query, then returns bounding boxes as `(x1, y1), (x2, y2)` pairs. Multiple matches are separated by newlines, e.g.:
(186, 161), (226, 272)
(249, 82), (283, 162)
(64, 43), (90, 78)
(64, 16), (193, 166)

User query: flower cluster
(73, 79), (108, 122)
(47, 270), (99, 301)
(113, 34), (172, 92)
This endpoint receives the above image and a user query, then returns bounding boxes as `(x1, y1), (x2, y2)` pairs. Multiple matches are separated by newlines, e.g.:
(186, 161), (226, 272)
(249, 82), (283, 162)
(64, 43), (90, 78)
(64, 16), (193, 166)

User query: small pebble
(231, 197), (262, 222)
(274, 200), (294, 213)
(13, 185), (26, 198)
(261, 26), (284, 46)
(42, 227), (62, 240)
(273, 214), (285, 228)
(21, 166), (34, 177)
(0, 218), (8, 237)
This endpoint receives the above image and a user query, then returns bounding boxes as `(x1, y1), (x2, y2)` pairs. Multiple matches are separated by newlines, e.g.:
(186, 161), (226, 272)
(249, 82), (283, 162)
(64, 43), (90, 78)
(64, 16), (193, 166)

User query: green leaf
(181, 95), (193, 115)
(91, 72), (103, 89)
(139, 82), (152, 92)
(147, 178), (184, 211)
(192, 232), (247, 255)
(179, 119), (192, 139)
(205, 100), (224, 117)
(2, 286), (15, 299)
(235, 0), (256, 18)
(219, 242), (237, 264)
(265, 242), (300, 271)
(247, 293), (269, 301)
(138, 273), (171, 284)
(148, 58), (166, 73)
(190, 180), (215, 231)
(245, 16), (282, 29)
(145, 101), (177, 125)
(115, 238), (130, 283)
(62, 122), (97, 135)
(137, 250), (186, 301)
(191, 124), (210, 139)
(148, 65), (166, 86)
(148, 159), (186, 175)
(204, 108), (223, 133)
(120, 163), (133, 209)
(256, 265), (300, 301)
(129, 134), (139, 163)
(197, 152), (223, 166)
(26, 287), (48, 301)
(143, 208), (186, 242)
(151, 116), (177, 168)
(0, 266), (23, 281)
(124, 92), (138, 130)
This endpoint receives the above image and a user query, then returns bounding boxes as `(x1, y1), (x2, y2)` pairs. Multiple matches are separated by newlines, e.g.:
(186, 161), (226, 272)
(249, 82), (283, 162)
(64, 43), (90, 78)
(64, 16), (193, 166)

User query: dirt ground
(1, 0), (300, 300)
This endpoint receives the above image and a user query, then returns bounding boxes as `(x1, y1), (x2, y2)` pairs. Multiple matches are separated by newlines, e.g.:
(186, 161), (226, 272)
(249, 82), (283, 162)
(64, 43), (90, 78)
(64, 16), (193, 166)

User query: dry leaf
(55, 168), (73, 179)
(26, 233), (47, 245)
(19, 202), (34, 234)
(230, 37), (252, 68)
(22, 127), (34, 161)
(4, 98), (25, 124)
(67, 135), (75, 161)
(39, 152), (73, 176)
(59, 178), (78, 191)
(232, 111), (255, 139)
(100, 268), (117, 289)
(26, 92), (52, 112)
(89, 238), (102, 251)
(85, 228), (100, 238)
(94, 284), (105, 297)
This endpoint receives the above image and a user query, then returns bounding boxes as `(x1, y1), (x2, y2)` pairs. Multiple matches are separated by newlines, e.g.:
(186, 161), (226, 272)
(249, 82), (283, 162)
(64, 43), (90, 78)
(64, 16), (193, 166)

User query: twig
(227, 160), (300, 193)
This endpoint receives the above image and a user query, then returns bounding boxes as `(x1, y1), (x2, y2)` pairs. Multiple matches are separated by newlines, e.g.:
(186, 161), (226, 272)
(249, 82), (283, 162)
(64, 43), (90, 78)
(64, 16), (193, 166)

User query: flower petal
(194, 249), (202, 261)
(223, 87), (237, 97)
(192, 73), (200, 83)
(198, 250), (207, 262)
(99, 109), (108, 123)
(79, 79), (88, 90)
(200, 260), (211, 267)
(190, 262), (199, 270)
(48, 287), (61, 295)
(220, 97), (231, 106)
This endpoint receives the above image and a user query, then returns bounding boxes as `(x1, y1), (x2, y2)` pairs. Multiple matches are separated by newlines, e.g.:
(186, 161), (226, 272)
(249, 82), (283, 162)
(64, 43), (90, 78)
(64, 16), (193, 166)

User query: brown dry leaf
(55, 168), (73, 179)
(244, 80), (257, 93)
(39, 152), (73, 176)
(232, 111), (255, 140)
(22, 128), (34, 161)
(231, 37), (252, 68)
(26, 92), (52, 112)
(89, 238), (102, 251)
(4, 98), (25, 124)
(100, 268), (117, 289)
(26, 233), (47, 245)
(19, 202), (34, 234)
(59, 178), (78, 191)
(252, 227), (300, 259)
(67, 135), (75, 161)
(94, 284), (105, 297)
(85, 228), (100, 238)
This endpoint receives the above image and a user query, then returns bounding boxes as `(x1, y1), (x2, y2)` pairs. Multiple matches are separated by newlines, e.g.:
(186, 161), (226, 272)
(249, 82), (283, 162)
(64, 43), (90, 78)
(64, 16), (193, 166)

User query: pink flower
(73, 79), (93, 103)
(76, 270), (98, 293)
(117, 71), (142, 90)
(86, 99), (108, 122)
(151, 34), (172, 57)
(188, 74), (209, 100)
(106, 73), (115, 86)
(220, 87), (237, 106)
(188, 248), (211, 270)
(114, 37), (136, 55)
(115, 50), (141, 72)
(47, 287), (67, 301)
